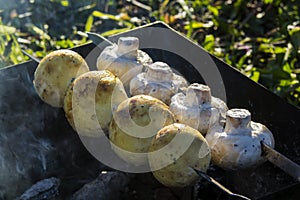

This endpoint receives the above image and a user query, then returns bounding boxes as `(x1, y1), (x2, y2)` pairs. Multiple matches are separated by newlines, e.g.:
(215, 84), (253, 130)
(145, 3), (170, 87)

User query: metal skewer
(193, 169), (251, 200)
(23, 31), (300, 194)
(86, 32), (114, 46)
(21, 32), (115, 64)
(21, 50), (41, 63)
(261, 142), (300, 182)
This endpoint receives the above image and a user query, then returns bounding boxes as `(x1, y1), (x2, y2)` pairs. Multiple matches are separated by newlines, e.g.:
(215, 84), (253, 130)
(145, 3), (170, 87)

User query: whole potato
(148, 123), (211, 187)
(64, 70), (128, 137)
(109, 95), (175, 166)
(33, 49), (89, 107)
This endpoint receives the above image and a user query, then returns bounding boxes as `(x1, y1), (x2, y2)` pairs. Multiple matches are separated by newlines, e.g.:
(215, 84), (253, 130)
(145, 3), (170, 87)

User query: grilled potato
(33, 49), (89, 107)
(63, 70), (127, 137)
(148, 123), (211, 187)
(109, 95), (175, 166)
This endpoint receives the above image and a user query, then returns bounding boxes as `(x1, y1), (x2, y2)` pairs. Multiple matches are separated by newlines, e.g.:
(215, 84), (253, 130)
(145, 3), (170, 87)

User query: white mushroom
(96, 37), (152, 87)
(33, 49), (89, 107)
(109, 95), (175, 166)
(130, 62), (188, 104)
(169, 83), (228, 135)
(63, 70), (128, 137)
(148, 123), (211, 187)
(205, 108), (275, 170)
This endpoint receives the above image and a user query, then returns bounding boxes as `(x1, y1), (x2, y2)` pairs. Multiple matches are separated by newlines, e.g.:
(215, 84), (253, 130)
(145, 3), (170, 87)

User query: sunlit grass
(0, 0), (299, 106)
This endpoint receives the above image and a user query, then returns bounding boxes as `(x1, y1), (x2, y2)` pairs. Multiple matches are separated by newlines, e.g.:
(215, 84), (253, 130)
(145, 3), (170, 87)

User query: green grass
(0, 0), (299, 107)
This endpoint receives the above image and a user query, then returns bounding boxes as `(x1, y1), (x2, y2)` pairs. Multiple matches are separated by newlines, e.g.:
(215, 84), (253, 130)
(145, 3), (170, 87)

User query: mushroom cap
(130, 62), (188, 104)
(211, 96), (228, 123)
(63, 70), (127, 137)
(148, 123), (211, 187)
(205, 108), (275, 170)
(96, 37), (152, 87)
(169, 83), (227, 135)
(33, 49), (89, 107)
(96, 45), (142, 83)
(251, 121), (275, 148)
(109, 95), (175, 166)
(137, 50), (153, 67)
(206, 130), (262, 170)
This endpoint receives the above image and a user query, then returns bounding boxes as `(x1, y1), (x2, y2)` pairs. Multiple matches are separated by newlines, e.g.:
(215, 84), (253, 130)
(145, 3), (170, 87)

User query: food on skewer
(205, 108), (275, 170)
(130, 61), (188, 104)
(148, 123), (211, 187)
(26, 33), (300, 199)
(109, 95), (175, 166)
(97, 37), (152, 87)
(33, 49), (89, 107)
(63, 70), (128, 137)
(170, 83), (228, 135)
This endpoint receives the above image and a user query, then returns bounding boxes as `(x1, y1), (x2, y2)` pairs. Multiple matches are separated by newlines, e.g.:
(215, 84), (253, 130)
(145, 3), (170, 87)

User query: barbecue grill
(0, 21), (299, 200)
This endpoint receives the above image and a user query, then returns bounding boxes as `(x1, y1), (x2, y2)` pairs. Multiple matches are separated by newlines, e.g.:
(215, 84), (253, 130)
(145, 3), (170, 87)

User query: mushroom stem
(192, 168), (251, 200)
(224, 109), (251, 133)
(185, 83), (211, 107)
(117, 37), (139, 58)
(145, 62), (173, 82)
(87, 32), (114, 46)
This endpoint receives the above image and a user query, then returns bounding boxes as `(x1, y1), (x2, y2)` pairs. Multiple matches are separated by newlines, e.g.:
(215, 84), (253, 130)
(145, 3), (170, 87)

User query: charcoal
(16, 177), (60, 200)
(70, 171), (130, 200)
(0, 60), (101, 200)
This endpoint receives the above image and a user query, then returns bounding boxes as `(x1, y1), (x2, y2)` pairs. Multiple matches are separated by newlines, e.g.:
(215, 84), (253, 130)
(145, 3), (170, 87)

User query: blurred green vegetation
(0, 0), (299, 107)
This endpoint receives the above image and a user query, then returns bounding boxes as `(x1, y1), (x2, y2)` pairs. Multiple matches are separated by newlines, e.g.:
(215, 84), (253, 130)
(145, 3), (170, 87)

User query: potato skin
(33, 49), (89, 107)
(63, 70), (127, 137)
(148, 123), (211, 188)
(109, 95), (175, 166)
(63, 81), (76, 130)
